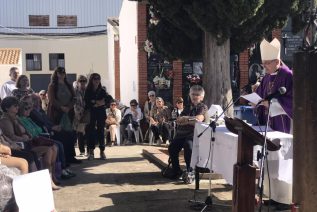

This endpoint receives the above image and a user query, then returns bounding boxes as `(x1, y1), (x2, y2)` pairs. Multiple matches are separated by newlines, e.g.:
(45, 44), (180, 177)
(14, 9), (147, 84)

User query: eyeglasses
(190, 93), (201, 96)
(110, 103), (116, 106)
(79, 80), (87, 83)
(93, 77), (100, 81)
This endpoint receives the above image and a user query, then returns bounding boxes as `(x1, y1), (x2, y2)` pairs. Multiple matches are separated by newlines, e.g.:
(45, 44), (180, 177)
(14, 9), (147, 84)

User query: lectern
(224, 117), (280, 212)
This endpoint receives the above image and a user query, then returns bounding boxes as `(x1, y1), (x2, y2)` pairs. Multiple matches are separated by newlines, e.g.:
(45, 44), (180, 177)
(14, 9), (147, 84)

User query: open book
(241, 93), (287, 117)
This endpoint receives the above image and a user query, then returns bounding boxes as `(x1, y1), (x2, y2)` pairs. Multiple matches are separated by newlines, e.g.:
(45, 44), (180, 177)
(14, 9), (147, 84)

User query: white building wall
(106, 23), (116, 97)
(0, 0), (123, 34)
(119, 0), (138, 106)
(0, 35), (109, 88)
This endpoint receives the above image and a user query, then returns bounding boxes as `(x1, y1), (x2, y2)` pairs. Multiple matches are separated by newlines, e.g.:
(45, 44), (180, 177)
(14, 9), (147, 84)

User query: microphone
(257, 87), (287, 105)
(197, 96), (241, 138)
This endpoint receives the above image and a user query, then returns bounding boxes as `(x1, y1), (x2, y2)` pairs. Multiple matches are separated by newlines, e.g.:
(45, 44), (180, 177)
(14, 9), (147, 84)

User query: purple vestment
(256, 65), (293, 133)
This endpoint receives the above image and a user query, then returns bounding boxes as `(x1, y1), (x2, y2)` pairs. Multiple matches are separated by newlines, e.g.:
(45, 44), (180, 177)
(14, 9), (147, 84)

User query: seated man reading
(168, 85), (209, 180)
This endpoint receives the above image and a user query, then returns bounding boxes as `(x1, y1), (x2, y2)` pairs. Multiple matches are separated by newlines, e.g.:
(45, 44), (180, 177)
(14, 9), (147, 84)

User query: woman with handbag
(149, 97), (171, 145)
(73, 75), (89, 156)
(47, 67), (80, 164)
(105, 99), (121, 146)
(0, 97), (61, 190)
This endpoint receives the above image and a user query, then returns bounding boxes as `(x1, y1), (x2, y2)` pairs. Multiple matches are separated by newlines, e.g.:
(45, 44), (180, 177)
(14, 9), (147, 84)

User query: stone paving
(54, 145), (232, 212)
(54, 145), (288, 212)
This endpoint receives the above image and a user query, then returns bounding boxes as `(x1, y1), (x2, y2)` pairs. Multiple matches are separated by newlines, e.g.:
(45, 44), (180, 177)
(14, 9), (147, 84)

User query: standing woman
(85, 73), (113, 160)
(47, 67), (79, 164)
(12, 75), (34, 100)
(73, 75), (88, 156)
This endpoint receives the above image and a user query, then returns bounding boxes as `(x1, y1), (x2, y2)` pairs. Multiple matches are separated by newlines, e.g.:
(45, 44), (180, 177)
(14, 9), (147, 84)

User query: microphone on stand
(256, 87), (287, 106)
(197, 95), (241, 138)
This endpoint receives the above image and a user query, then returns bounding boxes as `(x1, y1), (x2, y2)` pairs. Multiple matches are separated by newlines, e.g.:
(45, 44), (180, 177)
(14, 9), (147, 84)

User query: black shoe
(263, 199), (279, 206)
(275, 203), (291, 211)
(100, 151), (106, 160)
(163, 169), (183, 180)
(68, 158), (82, 164)
(65, 169), (76, 177)
(61, 170), (73, 179)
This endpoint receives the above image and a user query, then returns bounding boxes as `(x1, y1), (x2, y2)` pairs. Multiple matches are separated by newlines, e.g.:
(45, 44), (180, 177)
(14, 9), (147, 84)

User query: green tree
(148, 0), (307, 115)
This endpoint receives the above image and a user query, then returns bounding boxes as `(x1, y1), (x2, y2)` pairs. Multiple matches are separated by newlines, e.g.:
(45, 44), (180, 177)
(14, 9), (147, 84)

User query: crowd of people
(0, 37), (293, 211)
(0, 66), (206, 211)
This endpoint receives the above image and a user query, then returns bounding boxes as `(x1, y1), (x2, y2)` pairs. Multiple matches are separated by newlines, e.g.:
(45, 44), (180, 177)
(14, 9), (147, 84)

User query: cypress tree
(148, 0), (306, 114)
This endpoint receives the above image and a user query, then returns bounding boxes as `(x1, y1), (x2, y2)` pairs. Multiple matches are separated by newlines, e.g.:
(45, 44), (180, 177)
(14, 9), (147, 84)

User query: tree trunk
(202, 32), (233, 117)
(293, 51), (317, 211)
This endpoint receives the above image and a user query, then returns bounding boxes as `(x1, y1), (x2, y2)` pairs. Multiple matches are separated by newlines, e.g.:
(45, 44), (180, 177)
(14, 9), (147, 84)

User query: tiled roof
(0, 48), (21, 65)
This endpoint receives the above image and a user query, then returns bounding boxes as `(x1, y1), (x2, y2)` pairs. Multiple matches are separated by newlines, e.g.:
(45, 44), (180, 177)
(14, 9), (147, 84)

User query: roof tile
(0, 48), (21, 64)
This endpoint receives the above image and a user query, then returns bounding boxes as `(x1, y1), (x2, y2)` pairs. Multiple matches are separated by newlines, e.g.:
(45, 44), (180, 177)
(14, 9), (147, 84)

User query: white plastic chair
(105, 125), (121, 146)
(133, 127), (143, 144)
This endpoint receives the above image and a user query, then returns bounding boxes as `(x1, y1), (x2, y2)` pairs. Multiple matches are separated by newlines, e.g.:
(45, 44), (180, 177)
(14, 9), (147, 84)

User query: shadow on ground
(61, 156), (173, 187)
(89, 188), (232, 212)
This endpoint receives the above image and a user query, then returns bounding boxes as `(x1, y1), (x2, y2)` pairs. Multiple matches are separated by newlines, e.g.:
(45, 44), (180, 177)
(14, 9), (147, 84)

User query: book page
(241, 93), (263, 105)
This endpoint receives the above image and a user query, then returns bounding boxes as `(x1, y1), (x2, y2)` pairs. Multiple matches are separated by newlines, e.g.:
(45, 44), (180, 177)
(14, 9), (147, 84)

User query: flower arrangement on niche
(149, 6), (159, 26)
(144, 39), (154, 57)
(186, 74), (202, 85)
(153, 68), (173, 89)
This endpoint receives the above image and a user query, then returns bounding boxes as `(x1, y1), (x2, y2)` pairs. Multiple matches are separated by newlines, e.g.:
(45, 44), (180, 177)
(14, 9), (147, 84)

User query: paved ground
(54, 145), (288, 212)
(54, 145), (232, 212)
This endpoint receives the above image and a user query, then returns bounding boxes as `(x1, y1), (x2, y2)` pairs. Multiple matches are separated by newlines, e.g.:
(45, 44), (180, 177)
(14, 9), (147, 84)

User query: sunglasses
(79, 80), (87, 83)
(57, 70), (66, 74)
(130, 104), (137, 107)
(110, 103), (116, 106)
(177, 101), (183, 104)
(24, 106), (32, 110)
(93, 77), (100, 80)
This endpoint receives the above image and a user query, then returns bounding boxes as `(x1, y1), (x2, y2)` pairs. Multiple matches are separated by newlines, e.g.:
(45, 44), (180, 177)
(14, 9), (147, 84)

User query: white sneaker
(156, 139), (162, 146)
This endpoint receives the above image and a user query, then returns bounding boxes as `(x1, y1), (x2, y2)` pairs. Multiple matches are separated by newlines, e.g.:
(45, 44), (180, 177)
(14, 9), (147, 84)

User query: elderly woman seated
(0, 96), (60, 190)
(105, 99), (121, 146)
(149, 97), (171, 145)
(121, 99), (143, 145)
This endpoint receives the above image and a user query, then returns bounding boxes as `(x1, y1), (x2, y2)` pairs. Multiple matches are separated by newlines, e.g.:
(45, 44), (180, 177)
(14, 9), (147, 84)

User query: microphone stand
(189, 98), (240, 211)
(257, 100), (272, 212)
